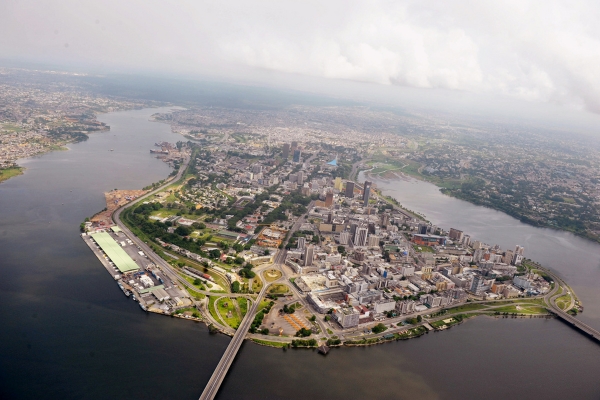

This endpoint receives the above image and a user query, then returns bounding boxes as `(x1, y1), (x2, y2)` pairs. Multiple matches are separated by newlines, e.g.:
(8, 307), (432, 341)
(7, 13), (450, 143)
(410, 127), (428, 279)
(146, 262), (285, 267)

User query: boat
(119, 284), (131, 297)
(110, 149), (114, 151)
(139, 303), (147, 312)
(132, 295), (136, 301)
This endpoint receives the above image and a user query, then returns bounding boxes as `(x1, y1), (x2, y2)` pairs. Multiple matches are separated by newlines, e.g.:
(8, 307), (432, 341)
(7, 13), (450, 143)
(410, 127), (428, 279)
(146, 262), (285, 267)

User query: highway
(198, 268), (272, 400)
(543, 270), (600, 342)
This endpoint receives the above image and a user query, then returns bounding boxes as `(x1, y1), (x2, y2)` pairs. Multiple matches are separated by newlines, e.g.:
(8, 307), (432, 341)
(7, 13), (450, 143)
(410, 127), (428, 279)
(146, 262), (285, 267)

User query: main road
(198, 266), (273, 400)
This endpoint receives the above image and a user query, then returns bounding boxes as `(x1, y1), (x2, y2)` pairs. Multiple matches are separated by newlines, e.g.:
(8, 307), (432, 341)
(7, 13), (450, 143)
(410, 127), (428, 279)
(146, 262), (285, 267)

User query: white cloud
(2, 0), (600, 113)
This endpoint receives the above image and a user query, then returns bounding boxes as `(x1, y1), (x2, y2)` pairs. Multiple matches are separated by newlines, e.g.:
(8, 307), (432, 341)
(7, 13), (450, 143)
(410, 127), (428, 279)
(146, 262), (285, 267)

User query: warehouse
(90, 232), (140, 273)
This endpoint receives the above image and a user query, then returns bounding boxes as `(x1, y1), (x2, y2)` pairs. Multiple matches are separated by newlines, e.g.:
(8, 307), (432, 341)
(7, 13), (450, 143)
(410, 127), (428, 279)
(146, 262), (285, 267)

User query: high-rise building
(297, 171), (304, 185)
(339, 231), (350, 245)
(469, 274), (486, 295)
(449, 228), (464, 242)
(293, 149), (302, 163)
(354, 249), (366, 261)
(325, 191), (334, 207)
(291, 141), (298, 152)
(345, 181), (355, 198)
(354, 227), (368, 247)
(381, 213), (390, 227)
(297, 237), (306, 250)
(334, 177), (343, 190)
(367, 234), (380, 247)
(362, 181), (372, 206)
(514, 245), (525, 255)
(418, 223), (428, 235)
(349, 223), (358, 239)
(282, 143), (290, 159)
(303, 245), (314, 266)
(252, 164), (262, 174)
(501, 250), (513, 264)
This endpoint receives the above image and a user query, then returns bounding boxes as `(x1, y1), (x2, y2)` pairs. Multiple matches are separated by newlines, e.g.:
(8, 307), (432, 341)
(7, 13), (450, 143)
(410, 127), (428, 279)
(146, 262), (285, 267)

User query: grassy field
(0, 167), (23, 183)
(264, 269), (282, 282)
(258, 298), (272, 312)
(492, 305), (549, 315)
(555, 294), (573, 310)
(251, 339), (287, 348)
(268, 284), (289, 294)
(217, 297), (242, 329)
(252, 277), (263, 293)
(445, 303), (488, 313)
(413, 244), (435, 253)
(237, 297), (248, 317)
(208, 296), (222, 324)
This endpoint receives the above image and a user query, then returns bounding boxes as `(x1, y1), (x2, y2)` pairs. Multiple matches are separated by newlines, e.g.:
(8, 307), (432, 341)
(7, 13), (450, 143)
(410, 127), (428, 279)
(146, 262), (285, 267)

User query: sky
(2, 0), (600, 122)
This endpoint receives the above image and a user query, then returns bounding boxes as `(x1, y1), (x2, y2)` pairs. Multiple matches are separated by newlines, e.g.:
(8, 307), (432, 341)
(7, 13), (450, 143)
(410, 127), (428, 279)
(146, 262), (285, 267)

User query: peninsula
(82, 132), (591, 349)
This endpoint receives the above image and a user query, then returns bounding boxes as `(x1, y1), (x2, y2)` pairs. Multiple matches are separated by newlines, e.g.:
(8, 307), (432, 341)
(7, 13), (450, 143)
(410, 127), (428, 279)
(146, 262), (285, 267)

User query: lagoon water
(1, 109), (599, 399)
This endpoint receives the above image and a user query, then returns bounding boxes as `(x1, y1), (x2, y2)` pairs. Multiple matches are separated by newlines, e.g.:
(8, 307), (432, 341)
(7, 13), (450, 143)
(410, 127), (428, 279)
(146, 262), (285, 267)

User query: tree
(175, 225), (191, 236)
(193, 278), (202, 285)
(231, 281), (241, 293)
(295, 328), (312, 337)
(372, 323), (387, 334)
(264, 249), (270, 256)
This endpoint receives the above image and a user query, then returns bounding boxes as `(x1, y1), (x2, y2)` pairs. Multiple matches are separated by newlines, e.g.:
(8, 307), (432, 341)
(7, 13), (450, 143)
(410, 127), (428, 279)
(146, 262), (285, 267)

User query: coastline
(363, 168), (600, 246)
(0, 166), (24, 183)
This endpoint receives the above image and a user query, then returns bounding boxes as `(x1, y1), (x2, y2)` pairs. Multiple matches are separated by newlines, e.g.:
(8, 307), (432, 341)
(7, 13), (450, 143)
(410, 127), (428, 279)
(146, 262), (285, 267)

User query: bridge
(552, 308), (600, 342)
(544, 271), (600, 343)
(199, 248), (288, 400)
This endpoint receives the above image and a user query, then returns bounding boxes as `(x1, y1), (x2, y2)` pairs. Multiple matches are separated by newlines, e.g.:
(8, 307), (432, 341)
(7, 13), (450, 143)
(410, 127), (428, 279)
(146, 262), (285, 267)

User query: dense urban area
(79, 121), (581, 351)
(4, 67), (599, 400)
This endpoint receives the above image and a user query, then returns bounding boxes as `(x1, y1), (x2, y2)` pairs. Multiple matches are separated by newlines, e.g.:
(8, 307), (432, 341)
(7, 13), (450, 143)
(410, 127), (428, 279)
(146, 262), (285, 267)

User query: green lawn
(0, 167), (23, 183)
(251, 339), (287, 348)
(268, 284), (289, 294)
(492, 305), (549, 315)
(445, 303), (487, 313)
(555, 294), (573, 310)
(217, 297), (242, 329)
(264, 269), (282, 282)
(237, 297), (248, 317)
(208, 296), (222, 324)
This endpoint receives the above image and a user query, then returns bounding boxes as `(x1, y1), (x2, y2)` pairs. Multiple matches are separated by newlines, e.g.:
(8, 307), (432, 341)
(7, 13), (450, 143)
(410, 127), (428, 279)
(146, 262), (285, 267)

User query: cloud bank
(2, 0), (600, 113)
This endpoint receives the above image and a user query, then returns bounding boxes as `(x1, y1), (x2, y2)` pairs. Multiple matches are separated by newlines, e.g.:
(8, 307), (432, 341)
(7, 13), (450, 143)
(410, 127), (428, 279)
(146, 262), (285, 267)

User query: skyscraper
(339, 231), (350, 245)
(345, 181), (355, 198)
(282, 143), (290, 159)
(363, 180), (372, 206)
(303, 245), (314, 266)
(381, 213), (390, 227)
(354, 227), (368, 247)
(291, 141), (298, 152)
(297, 237), (306, 250)
(334, 177), (342, 190)
(293, 149), (302, 163)
(325, 191), (333, 207)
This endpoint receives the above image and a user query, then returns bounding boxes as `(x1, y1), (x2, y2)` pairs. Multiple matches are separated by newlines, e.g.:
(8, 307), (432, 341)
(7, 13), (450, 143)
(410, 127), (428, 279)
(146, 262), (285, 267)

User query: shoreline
(363, 169), (600, 246)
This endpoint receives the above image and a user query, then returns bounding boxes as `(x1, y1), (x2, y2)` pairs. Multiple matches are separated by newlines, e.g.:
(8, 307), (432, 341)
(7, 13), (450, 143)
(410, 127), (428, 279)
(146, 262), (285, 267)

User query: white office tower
(354, 227), (368, 247)
(339, 232), (350, 245)
(297, 237), (306, 250)
(303, 245), (314, 266)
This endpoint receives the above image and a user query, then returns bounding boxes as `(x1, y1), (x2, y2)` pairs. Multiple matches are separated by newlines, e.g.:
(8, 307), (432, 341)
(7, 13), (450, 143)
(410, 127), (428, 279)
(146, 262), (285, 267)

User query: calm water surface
(1, 109), (599, 399)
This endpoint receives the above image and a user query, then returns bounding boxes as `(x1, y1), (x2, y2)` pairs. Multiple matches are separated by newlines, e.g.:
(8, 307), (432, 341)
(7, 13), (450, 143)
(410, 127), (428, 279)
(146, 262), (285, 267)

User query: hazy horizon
(2, 1), (600, 133)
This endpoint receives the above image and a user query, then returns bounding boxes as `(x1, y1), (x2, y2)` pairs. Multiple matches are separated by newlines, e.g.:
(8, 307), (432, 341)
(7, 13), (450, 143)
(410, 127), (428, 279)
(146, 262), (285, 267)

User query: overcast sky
(2, 0), (600, 119)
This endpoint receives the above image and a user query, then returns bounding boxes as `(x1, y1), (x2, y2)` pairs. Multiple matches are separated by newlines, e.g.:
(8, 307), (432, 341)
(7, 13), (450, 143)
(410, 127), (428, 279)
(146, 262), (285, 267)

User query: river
(1, 108), (599, 399)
